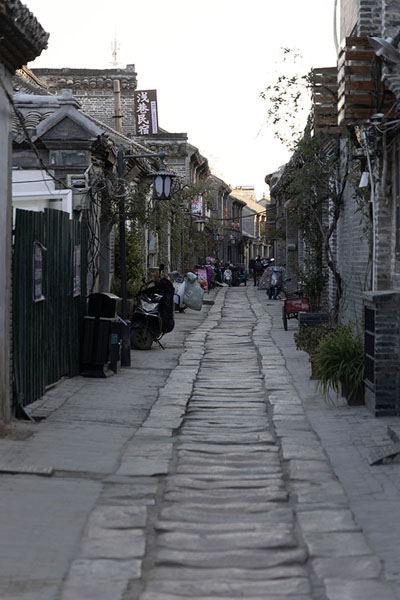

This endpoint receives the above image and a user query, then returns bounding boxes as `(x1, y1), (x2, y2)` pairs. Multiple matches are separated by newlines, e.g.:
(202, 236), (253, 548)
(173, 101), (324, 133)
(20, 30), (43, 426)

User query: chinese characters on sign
(134, 90), (158, 136)
(191, 195), (203, 217)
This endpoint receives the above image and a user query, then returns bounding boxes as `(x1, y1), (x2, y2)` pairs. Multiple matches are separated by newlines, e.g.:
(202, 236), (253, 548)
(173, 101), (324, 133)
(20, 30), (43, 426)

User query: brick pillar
(364, 291), (400, 416)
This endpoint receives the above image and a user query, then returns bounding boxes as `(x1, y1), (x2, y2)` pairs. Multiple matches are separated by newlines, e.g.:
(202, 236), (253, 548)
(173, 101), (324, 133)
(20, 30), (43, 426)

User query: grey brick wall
(364, 291), (400, 416)
(32, 66), (138, 137)
(358, 0), (383, 35)
(336, 184), (371, 324)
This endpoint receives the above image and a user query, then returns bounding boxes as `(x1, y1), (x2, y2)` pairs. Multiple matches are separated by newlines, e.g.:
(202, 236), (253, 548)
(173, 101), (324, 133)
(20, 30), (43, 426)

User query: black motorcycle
(130, 278), (175, 350)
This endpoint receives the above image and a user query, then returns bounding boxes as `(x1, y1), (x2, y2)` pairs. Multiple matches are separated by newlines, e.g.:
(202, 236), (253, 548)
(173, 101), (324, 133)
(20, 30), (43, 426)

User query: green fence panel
(13, 208), (89, 409)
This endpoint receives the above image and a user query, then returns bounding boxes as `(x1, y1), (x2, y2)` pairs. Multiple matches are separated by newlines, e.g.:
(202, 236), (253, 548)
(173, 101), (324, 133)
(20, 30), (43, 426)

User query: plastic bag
(183, 272), (204, 311)
(173, 280), (186, 308)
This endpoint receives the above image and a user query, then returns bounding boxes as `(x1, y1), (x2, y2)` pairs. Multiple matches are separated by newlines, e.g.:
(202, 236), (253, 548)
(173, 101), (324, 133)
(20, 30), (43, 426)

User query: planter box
(299, 312), (330, 327)
(341, 379), (364, 406)
(310, 355), (320, 380)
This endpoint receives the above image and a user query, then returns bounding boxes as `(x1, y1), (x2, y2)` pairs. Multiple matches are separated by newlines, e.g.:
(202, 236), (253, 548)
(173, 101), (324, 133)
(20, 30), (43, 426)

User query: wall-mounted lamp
(116, 145), (175, 366)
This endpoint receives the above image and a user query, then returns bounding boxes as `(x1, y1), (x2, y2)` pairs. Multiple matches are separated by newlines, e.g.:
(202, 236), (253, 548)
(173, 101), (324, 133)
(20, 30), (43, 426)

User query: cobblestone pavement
(59, 286), (396, 599)
(0, 300), (211, 600)
(265, 292), (400, 599)
(3, 286), (399, 599)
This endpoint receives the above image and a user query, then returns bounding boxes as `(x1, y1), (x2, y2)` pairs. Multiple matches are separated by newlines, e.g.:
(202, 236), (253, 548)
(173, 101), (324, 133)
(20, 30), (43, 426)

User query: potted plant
(314, 323), (364, 405)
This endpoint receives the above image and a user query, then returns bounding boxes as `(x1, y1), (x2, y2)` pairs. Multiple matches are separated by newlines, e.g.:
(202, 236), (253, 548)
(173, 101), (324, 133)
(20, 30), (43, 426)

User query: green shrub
(314, 323), (364, 402)
(294, 323), (336, 356)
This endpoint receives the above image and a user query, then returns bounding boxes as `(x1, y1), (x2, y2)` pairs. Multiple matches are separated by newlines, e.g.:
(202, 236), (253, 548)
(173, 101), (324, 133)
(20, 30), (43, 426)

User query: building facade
(0, 1), (48, 422)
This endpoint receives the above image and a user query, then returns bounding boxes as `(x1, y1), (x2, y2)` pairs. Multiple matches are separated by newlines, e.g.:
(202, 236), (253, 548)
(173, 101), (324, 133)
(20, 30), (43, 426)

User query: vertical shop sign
(134, 90), (158, 135)
(197, 267), (208, 293)
(191, 194), (203, 216)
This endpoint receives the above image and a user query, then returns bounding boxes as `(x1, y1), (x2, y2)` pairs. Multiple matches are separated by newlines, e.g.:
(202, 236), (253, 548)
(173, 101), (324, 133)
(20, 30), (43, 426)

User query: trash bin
(81, 293), (122, 377)
(87, 292), (120, 319)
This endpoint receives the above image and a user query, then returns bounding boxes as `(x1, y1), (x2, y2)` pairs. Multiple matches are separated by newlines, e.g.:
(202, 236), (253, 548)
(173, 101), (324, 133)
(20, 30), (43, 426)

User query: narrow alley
(1, 287), (399, 600)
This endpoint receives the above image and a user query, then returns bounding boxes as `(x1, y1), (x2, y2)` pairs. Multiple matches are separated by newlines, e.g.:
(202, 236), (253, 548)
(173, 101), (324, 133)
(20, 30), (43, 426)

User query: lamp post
(117, 145), (174, 367)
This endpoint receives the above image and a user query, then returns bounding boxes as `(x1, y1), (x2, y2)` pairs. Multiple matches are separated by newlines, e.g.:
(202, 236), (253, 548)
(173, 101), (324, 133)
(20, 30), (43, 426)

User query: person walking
(249, 257), (255, 285)
(253, 255), (263, 286)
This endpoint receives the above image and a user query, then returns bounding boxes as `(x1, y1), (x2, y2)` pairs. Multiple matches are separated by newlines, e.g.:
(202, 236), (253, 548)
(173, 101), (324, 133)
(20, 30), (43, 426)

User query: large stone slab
(324, 578), (397, 600)
(116, 458), (170, 477)
(61, 578), (128, 600)
(159, 505), (293, 524)
(297, 509), (358, 533)
(155, 546), (307, 569)
(164, 475), (284, 490)
(176, 464), (282, 476)
(150, 564), (307, 581)
(154, 517), (294, 533)
(86, 505), (147, 529)
(176, 452), (281, 466)
(287, 459), (333, 480)
(156, 526), (296, 551)
(99, 481), (157, 505)
(281, 443), (327, 461)
(304, 531), (373, 558)
(311, 556), (382, 580)
(163, 488), (288, 503)
(145, 576), (311, 597)
(292, 481), (348, 506)
(177, 432), (275, 444)
(64, 557), (141, 581)
(80, 527), (146, 559)
(176, 442), (279, 454)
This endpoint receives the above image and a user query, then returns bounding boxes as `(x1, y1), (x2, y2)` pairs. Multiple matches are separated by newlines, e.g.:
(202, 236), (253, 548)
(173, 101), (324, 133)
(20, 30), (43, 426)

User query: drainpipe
(113, 80), (123, 134)
(361, 131), (376, 291)
(333, 0), (339, 55)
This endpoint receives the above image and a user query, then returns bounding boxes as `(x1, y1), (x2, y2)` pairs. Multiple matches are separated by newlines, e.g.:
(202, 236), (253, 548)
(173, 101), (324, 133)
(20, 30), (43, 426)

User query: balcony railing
(311, 66), (342, 134)
(337, 37), (396, 125)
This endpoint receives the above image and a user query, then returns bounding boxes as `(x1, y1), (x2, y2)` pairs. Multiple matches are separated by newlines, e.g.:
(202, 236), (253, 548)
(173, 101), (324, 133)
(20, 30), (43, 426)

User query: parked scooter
(267, 267), (285, 300)
(223, 266), (233, 286)
(130, 278), (174, 350)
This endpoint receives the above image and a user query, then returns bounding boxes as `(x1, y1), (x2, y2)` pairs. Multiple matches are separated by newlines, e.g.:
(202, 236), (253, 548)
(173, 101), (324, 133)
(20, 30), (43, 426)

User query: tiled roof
(0, 0), (48, 71)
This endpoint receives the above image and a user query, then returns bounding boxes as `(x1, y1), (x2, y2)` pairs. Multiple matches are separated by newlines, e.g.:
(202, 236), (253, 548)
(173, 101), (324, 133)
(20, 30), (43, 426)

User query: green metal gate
(13, 208), (87, 410)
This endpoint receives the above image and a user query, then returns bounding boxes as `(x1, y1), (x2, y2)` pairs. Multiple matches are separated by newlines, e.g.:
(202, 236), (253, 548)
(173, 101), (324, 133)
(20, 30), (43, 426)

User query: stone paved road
(139, 291), (312, 599)
(59, 286), (396, 600)
(10, 286), (397, 600)
(266, 290), (400, 600)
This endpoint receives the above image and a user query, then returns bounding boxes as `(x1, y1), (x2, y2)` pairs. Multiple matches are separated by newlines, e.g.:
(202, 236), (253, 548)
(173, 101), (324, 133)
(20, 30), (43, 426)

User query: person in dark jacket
(253, 256), (263, 286)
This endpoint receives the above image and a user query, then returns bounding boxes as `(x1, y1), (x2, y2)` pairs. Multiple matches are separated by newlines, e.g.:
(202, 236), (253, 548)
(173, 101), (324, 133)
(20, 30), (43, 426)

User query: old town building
(0, 0), (48, 422)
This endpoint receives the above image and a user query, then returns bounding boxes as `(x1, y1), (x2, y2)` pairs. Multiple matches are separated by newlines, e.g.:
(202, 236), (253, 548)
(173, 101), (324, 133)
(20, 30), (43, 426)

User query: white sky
(26, 0), (338, 199)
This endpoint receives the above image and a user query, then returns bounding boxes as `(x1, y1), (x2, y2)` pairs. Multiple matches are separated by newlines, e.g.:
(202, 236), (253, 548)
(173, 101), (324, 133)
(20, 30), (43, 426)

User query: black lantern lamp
(152, 151), (173, 200)
(116, 145), (175, 367)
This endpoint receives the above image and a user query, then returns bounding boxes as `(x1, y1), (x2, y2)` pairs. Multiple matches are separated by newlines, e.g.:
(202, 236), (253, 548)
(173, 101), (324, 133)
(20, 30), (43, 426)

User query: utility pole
(113, 80), (123, 134)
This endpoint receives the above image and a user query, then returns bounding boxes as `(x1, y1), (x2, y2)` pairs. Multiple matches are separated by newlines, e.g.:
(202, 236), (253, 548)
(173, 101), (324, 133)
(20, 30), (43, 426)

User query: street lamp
(117, 145), (175, 367)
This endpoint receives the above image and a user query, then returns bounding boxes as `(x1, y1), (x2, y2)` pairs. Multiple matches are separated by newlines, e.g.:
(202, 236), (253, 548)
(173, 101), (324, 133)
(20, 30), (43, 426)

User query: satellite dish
(368, 36), (400, 64)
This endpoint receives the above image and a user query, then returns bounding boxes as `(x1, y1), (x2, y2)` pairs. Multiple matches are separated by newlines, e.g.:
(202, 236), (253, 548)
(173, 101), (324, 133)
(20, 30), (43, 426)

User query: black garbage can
(81, 293), (122, 377)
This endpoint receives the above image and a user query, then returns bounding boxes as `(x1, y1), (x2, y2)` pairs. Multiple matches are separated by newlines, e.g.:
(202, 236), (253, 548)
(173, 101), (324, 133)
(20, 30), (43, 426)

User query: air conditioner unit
(67, 173), (90, 211)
